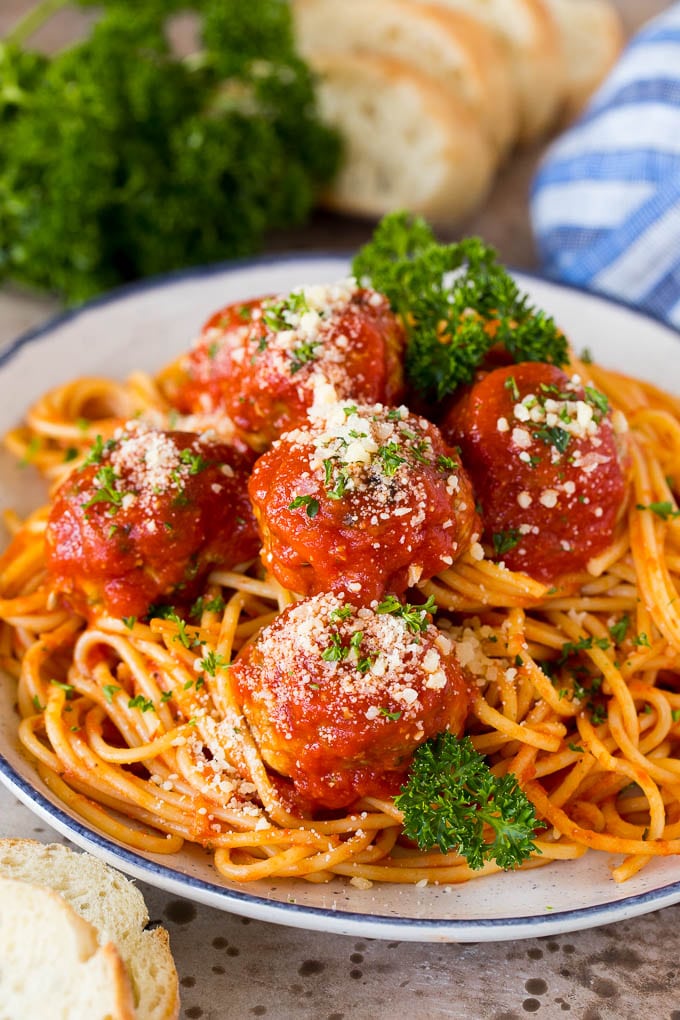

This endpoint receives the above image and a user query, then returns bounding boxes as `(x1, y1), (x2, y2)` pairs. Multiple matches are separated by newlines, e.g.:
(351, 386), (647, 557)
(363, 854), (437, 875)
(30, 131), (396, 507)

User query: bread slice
(0, 840), (180, 1020)
(293, 0), (518, 154)
(312, 51), (495, 225)
(0, 875), (135, 1020)
(412, 0), (566, 142)
(544, 0), (623, 119)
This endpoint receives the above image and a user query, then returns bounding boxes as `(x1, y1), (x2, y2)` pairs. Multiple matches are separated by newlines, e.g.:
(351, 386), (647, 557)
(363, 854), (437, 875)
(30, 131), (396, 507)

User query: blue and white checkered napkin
(530, 4), (680, 329)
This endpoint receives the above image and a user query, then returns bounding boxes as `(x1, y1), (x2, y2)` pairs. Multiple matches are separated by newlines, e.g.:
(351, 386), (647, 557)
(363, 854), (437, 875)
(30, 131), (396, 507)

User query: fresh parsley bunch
(395, 732), (543, 870)
(0, 0), (340, 304)
(352, 211), (569, 402)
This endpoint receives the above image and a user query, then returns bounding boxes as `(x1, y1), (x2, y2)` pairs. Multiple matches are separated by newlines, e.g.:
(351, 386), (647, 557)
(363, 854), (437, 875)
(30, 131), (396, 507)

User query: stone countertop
(0, 794), (678, 1019)
(1, 2), (679, 1017)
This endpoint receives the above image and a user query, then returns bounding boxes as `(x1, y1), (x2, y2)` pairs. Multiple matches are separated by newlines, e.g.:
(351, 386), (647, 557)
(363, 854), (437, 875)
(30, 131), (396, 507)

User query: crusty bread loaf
(544, 0), (624, 119)
(0, 875), (136, 1020)
(293, 0), (518, 154)
(312, 51), (495, 225)
(0, 840), (180, 1020)
(411, 0), (566, 142)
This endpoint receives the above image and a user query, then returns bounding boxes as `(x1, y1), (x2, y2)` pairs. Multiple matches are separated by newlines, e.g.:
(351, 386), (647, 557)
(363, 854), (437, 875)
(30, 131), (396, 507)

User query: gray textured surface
(1, 792), (680, 1020)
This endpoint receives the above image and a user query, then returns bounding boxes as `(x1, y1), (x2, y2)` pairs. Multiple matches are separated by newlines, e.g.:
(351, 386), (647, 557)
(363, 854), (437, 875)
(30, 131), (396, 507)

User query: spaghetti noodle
(0, 281), (679, 889)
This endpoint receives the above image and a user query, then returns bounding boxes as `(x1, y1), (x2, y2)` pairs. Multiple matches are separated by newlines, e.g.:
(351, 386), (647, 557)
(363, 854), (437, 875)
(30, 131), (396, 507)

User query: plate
(1, 255), (679, 943)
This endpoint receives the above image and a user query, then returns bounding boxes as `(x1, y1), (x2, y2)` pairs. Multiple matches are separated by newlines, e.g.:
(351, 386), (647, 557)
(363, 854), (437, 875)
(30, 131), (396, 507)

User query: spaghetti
(0, 281), (679, 889)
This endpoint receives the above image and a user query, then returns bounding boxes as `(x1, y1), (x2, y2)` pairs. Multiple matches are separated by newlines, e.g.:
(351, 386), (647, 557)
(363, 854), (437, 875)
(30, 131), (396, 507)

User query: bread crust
(0, 874), (136, 1020)
(545, 0), (624, 120)
(313, 50), (495, 225)
(294, 0), (518, 153)
(413, 0), (567, 142)
(0, 839), (180, 1020)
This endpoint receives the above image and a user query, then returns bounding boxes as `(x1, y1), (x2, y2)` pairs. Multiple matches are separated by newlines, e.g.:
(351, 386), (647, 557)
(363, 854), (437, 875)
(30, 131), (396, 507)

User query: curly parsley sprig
(352, 212), (568, 402)
(0, 0), (340, 304)
(395, 733), (543, 870)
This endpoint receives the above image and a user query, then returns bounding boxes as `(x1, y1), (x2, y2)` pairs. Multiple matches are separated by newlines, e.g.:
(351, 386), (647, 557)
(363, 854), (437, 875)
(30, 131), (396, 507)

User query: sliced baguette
(0, 840), (180, 1020)
(412, 0), (566, 142)
(312, 51), (495, 225)
(544, 0), (624, 119)
(0, 875), (135, 1020)
(293, 0), (518, 154)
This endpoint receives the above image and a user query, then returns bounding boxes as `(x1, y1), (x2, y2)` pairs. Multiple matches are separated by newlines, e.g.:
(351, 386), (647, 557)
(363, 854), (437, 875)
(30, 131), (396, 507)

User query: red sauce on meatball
(231, 592), (470, 808)
(248, 389), (479, 601)
(45, 423), (260, 619)
(172, 282), (406, 449)
(442, 362), (630, 581)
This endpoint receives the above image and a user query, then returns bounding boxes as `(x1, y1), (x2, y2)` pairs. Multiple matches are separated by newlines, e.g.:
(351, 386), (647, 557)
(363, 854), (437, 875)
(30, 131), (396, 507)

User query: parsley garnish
(636, 501), (680, 521)
(505, 376), (520, 402)
(128, 695), (155, 712)
(395, 733), (543, 869)
(289, 494), (320, 518)
(199, 651), (229, 676)
(81, 465), (128, 513)
(121, 616), (136, 630)
(289, 338), (320, 374)
(533, 425), (570, 454)
(352, 212), (568, 402)
(190, 594), (226, 618)
(321, 631), (347, 662)
(492, 529), (521, 556)
(179, 448), (209, 475)
(584, 385), (609, 417)
(166, 611), (202, 649)
(375, 594), (436, 633)
(330, 605), (353, 623)
(436, 454), (457, 473)
(50, 679), (74, 698)
(608, 615), (629, 644)
(263, 290), (310, 331)
(379, 442), (406, 477)
(326, 469), (349, 501)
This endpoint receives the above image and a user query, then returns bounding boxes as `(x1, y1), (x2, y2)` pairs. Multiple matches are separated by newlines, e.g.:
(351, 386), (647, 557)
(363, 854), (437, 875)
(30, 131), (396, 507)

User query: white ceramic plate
(1, 256), (679, 943)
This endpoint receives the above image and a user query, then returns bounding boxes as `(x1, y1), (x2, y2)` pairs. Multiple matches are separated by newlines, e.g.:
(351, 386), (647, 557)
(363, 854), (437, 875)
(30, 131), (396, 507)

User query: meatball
(442, 362), (630, 581)
(46, 422), (259, 619)
(248, 387), (479, 601)
(171, 281), (406, 449)
(230, 592), (470, 808)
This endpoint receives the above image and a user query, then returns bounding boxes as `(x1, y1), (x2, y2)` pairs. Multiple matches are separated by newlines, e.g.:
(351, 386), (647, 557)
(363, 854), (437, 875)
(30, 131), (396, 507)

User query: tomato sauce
(172, 284), (406, 449)
(442, 362), (630, 581)
(46, 424), (259, 619)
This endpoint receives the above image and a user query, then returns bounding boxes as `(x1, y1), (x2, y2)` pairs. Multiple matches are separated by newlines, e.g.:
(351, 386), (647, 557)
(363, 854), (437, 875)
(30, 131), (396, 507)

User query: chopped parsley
(532, 425), (570, 454)
(635, 501), (680, 521)
(288, 494), (320, 518)
(289, 338), (320, 373)
(375, 594), (436, 633)
(199, 651), (229, 676)
(492, 529), (522, 556)
(128, 694), (155, 712)
(608, 615), (630, 644)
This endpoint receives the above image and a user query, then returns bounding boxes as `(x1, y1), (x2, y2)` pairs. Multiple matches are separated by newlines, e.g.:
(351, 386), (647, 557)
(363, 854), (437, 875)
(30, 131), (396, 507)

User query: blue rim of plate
(1, 253), (679, 941)
(2, 250), (678, 375)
